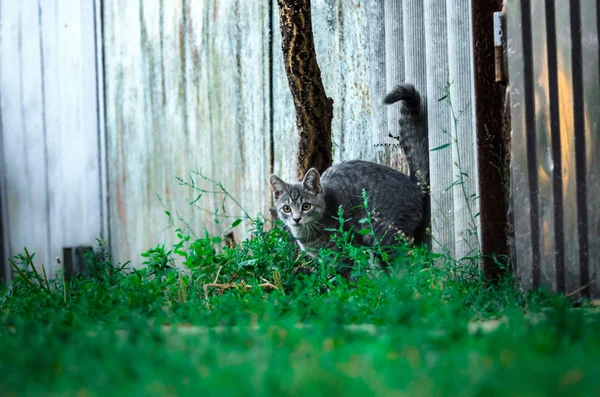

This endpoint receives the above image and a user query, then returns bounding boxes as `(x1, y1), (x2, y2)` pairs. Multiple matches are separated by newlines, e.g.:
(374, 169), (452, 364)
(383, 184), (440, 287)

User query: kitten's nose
(293, 217), (301, 224)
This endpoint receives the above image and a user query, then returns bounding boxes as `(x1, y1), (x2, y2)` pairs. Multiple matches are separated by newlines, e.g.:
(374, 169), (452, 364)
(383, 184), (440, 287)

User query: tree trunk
(277, 0), (333, 179)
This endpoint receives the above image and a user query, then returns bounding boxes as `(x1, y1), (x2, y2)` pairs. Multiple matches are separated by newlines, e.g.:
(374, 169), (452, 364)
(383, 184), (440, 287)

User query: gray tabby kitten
(269, 83), (428, 261)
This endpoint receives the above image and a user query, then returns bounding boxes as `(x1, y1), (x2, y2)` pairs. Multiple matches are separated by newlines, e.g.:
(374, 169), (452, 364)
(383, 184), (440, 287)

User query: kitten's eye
(302, 203), (312, 211)
(282, 205), (292, 213)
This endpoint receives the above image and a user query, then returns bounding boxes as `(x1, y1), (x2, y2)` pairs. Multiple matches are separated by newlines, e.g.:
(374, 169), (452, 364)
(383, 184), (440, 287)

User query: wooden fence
(508, 0), (599, 297)
(102, 0), (480, 267)
(2, 0), (492, 284)
(0, 0), (106, 279)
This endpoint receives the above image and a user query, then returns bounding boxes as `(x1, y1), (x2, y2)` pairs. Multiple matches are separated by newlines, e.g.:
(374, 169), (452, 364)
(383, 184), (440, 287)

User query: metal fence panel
(508, 0), (599, 297)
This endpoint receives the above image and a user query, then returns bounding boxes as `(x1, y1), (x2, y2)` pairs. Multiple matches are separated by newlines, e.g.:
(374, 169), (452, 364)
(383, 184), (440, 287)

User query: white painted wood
(423, 0), (454, 255)
(103, 0), (144, 262)
(94, 0), (109, 245)
(446, 0), (480, 260)
(402, 0), (427, 103)
(102, 0), (482, 265)
(237, 0), (272, 230)
(0, 0), (104, 279)
(104, 0), (272, 265)
(0, 1), (50, 274)
(39, 0), (103, 276)
(366, 0), (388, 147)
(335, 0), (376, 162)
(383, 0), (405, 147)
(271, 1), (298, 182)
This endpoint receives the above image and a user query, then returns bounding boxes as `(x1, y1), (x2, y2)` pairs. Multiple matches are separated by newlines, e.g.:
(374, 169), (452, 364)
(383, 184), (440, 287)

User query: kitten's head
(269, 168), (326, 237)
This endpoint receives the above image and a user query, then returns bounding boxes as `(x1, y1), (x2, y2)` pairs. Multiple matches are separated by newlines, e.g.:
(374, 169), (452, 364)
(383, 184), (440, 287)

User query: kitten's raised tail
(383, 83), (429, 191)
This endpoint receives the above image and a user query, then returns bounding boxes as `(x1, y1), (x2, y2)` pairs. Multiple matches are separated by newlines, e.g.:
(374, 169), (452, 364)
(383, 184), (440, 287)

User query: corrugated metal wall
(0, 0), (106, 277)
(508, 0), (599, 297)
(103, 0), (480, 266)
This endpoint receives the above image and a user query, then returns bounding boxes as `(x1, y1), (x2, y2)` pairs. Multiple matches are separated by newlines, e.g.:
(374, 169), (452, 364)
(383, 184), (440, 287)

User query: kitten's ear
(269, 175), (287, 200)
(302, 168), (322, 194)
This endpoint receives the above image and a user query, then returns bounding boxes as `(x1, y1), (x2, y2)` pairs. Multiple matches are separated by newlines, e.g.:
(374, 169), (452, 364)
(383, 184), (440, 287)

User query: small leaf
(190, 194), (202, 204)
(358, 218), (369, 224)
(231, 219), (243, 228)
(430, 143), (451, 152)
(238, 259), (258, 268)
(358, 229), (371, 235)
(444, 180), (464, 192)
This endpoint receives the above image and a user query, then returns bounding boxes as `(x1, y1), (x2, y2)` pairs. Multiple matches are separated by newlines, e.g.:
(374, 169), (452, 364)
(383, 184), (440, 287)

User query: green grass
(2, 172), (599, 396)
(2, 214), (599, 397)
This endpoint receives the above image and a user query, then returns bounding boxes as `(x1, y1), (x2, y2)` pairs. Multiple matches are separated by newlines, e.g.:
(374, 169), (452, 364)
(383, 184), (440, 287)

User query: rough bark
(277, 0), (333, 179)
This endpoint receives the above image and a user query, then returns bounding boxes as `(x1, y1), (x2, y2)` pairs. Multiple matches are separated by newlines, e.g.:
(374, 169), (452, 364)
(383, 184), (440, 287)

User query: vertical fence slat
(579, 0), (600, 297)
(528, 0), (557, 291)
(311, 0), (341, 164)
(335, 0), (373, 161)
(508, 0), (534, 290)
(161, 0), (189, 241)
(384, 0), (405, 148)
(271, 2), (298, 181)
(238, 1), (271, 232)
(41, 0), (103, 276)
(423, 0), (453, 255)
(367, 0), (388, 148)
(184, 0), (218, 236)
(446, 0), (479, 260)
(95, 0), (109, 248)
(553, 0), (581, 294)
(104, 0), (146, 262)
(402, 0), (426, 92)
(0, 1), (50, 272)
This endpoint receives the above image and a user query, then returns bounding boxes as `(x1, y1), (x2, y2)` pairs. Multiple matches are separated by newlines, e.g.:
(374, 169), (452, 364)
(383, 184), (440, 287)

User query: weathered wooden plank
(95, 0), (109, 248)
(310, 0), (340, 164)
(402, 0), (427, 97)
(528, 0), (557, 291)
(402, 0), (433, 250)
(204, 0), (244, 236)
(333, 0), (372, 161)
(271, 1), (298, 182)
(366, 0), (388, 149)
(553, 0), (581, 295)
(579, 0), (600, 298)
(40, 0), (103, 277)
(0, 1), (50, 272)
(184, 0), (218, 237)
(104, 0), (271, 265)
(446, 0), (479, 260)
(382, 0), (404, 148)
(378, 1), (408, 170)
(423, 0), (453, 255)
(507, 0), (535, 290)
(104, 0), (146, 264)
(237, 1), (271, 230)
